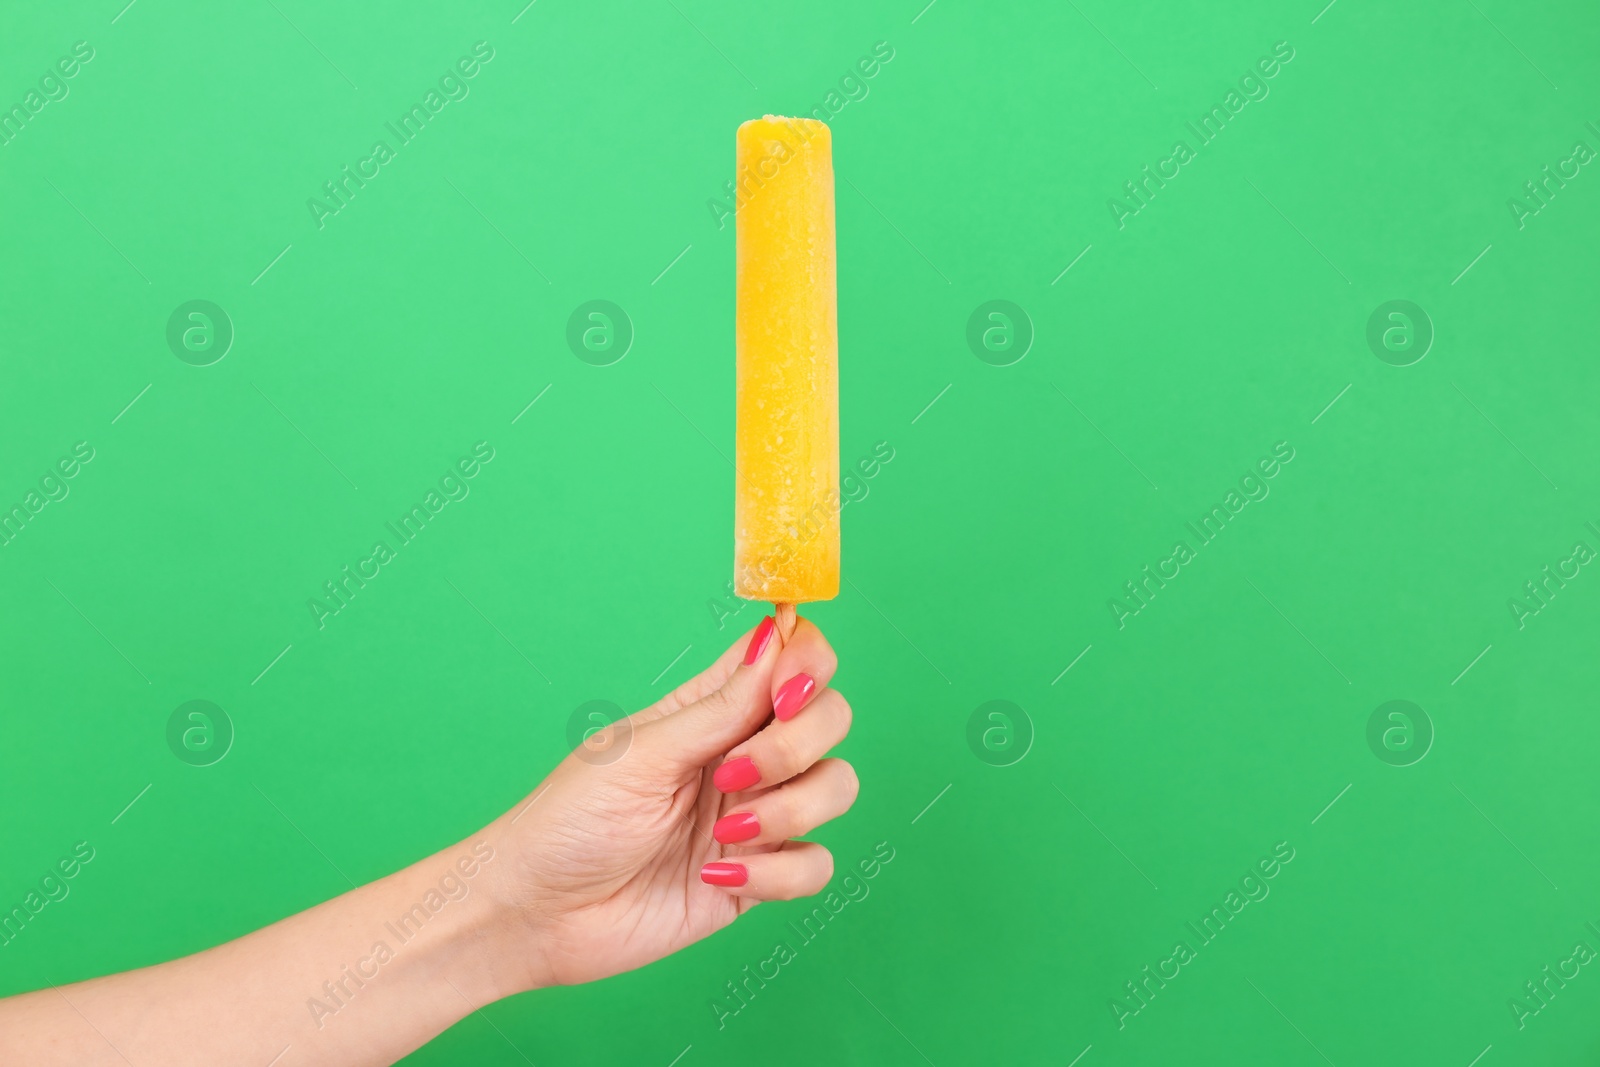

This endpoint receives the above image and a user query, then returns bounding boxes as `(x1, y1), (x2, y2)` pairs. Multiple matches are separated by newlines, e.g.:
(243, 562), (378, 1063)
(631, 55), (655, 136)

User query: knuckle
(812, 687), (851, 735)
(698, 683), (737, 717)
(768, 779), (804, 823)
(764, 724), (804, 776)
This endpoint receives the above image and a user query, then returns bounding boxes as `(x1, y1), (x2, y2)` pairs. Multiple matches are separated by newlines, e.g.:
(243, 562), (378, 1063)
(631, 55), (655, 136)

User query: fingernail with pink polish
(701, 862), (749, 887)
(713, 811), (760, 844)
(743, 616), (776, 666)
(772, 673), (816, 721)
(713, 756), (760, 793)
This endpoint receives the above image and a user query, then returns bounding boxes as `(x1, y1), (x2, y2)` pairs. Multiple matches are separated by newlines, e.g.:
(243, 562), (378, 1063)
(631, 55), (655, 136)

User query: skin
(0, 616), (853, 1066)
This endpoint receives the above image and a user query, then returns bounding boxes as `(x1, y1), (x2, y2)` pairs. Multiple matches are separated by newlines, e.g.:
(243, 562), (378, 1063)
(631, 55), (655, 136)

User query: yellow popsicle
(734, 115), (839, 609)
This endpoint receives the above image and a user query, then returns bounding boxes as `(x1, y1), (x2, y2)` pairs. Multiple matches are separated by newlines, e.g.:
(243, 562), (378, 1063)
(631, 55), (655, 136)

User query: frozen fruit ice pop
(734, 116), (840, 608)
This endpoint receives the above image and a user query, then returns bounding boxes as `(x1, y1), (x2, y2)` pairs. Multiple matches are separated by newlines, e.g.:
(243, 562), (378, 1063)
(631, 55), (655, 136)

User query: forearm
(0, 835), (532, 1067)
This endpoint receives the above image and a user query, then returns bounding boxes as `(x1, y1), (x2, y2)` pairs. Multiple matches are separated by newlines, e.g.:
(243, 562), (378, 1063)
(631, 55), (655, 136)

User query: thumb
(637, 614), (780, 772)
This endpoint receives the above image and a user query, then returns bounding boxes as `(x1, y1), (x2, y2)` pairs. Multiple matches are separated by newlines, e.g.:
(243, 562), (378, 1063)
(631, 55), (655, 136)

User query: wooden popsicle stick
(774, 602), (797, 643)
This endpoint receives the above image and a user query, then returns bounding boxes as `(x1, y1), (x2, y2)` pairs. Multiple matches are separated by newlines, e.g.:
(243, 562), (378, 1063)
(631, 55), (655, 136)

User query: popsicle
(734, 115), (839, 638)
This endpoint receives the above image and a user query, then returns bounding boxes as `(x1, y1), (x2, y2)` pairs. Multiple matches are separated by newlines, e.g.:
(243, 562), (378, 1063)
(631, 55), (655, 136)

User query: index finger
(771, 615), (836, 721)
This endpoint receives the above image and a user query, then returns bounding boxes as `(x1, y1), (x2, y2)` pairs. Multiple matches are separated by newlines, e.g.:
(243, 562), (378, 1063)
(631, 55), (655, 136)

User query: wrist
(428, 834), (547, 1004)
(363, 835), (539, 1016)
(468, 819), (563, 997)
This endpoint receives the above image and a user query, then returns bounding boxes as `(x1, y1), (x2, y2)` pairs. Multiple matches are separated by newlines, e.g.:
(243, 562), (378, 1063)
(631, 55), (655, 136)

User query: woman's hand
(480, 613), (859, 992)
(0, 614), (856, 1066)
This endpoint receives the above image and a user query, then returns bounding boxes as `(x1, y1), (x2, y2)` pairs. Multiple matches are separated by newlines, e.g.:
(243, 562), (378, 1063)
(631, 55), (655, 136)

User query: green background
(3, 0), (1599, 1063)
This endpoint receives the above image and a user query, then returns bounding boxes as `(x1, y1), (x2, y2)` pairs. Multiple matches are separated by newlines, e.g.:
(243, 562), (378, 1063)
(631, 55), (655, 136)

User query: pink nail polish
(713, 756), (760, 793)
(713, 811), (760, 844)
(772, 673), (816, 721)
(701, 862), (749, 887)
(743, 616), (776, 666)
